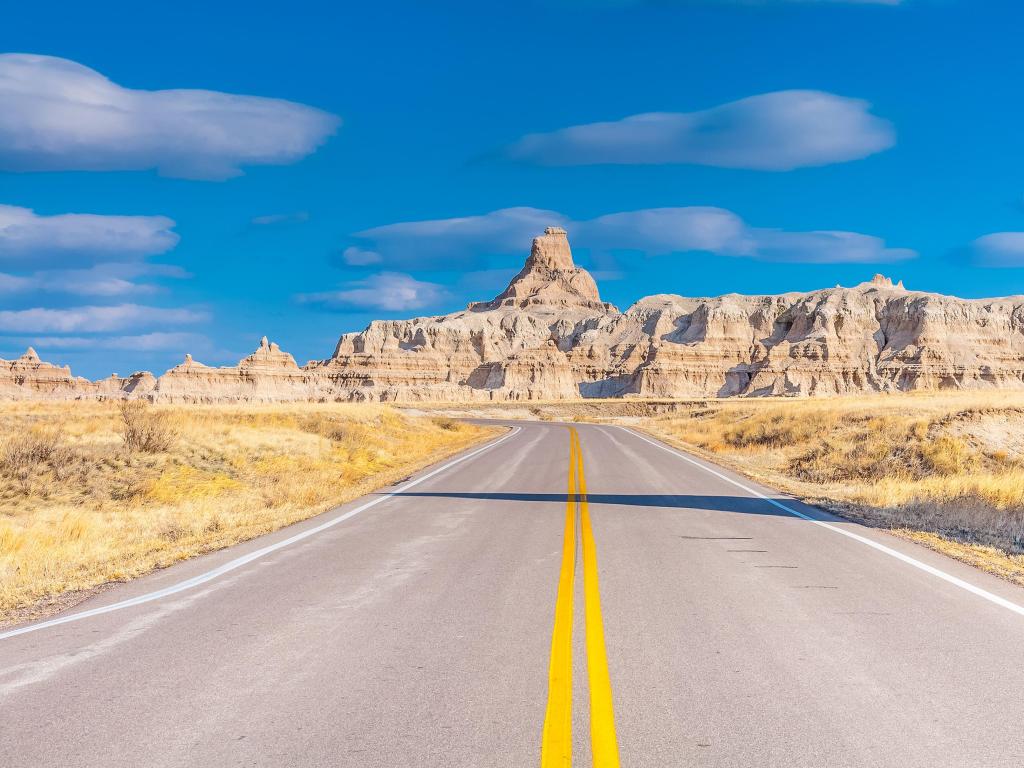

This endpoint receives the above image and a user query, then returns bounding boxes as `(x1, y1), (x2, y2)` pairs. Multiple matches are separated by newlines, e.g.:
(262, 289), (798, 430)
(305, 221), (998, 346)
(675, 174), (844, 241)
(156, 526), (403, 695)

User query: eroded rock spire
(481, 227), (614, 311)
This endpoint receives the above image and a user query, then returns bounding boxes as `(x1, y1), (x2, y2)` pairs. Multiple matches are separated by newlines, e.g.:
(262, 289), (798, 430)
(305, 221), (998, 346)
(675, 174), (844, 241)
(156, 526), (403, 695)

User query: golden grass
(0, 402), (497, 625)
(636, 390), (1024, 583)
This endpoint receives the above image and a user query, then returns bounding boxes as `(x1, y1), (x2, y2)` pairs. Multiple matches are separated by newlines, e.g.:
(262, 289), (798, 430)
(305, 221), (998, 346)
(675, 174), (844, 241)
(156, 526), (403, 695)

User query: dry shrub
(119, 400), (177, 453)
(432, 417), (459, 431)
(0, 425), (75, 494)
(320, 422), (350, 442)
(721, 408), (839, 450)
(789, 418), (980, 484)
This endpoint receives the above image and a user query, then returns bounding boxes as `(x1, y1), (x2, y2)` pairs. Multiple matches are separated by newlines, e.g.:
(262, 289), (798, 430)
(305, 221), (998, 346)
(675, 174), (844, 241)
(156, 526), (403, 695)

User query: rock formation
(151, 336), (321, 402)
(321, 228), (1024, 400)
(475, 226), (615, 312)
(0, 347), (93, 399)
(4, 227), (1024, 401)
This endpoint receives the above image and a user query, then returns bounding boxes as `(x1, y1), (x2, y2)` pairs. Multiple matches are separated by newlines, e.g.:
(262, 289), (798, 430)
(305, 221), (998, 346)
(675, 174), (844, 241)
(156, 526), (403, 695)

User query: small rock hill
(4, 228), (1024, 401)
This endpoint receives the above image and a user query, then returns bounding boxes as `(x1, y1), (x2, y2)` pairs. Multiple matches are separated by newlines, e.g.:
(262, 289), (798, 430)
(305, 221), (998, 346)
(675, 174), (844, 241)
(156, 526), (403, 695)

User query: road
(3, 421), (1024, 767)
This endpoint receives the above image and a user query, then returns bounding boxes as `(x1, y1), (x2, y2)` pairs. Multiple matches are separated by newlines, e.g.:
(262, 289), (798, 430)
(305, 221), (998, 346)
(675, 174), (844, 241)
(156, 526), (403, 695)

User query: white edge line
(0, 427), (522, 642)
(620, 426), (1024, 619)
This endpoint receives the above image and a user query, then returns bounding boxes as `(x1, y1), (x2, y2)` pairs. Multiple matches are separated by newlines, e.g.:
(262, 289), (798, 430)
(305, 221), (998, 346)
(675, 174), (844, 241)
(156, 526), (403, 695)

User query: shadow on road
(388, 491), (829, 519)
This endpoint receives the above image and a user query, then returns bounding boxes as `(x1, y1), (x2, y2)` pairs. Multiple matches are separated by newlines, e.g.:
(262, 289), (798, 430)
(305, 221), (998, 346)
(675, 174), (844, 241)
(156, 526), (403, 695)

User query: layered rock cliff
(152, 337), (322, 401)
(4, 227), (1024, 401)
(0, 348), (92, 399)
(319, 228), (1024, 400)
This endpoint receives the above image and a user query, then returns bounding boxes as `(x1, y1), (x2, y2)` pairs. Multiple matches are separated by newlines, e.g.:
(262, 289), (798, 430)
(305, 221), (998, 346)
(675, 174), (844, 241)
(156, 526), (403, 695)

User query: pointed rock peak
(252, 336), (284, 354)
(529, 226), (575, 270)
(242, 336), (299, 369)
(854, 273), (905, 291)
(167, 352), (210, 372)
(22, 346), (40, 362)
(475, 227), (616, 312)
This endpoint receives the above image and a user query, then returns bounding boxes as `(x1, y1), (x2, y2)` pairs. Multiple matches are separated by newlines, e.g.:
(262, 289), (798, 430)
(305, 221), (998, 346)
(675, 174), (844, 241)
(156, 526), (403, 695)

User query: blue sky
(2, 0), (1024, 378)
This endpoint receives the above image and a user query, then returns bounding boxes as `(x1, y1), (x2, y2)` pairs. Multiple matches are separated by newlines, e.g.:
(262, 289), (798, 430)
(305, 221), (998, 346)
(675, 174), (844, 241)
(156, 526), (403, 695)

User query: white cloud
(346, 206), (914, 266)
(0, 54), (340, 180)
(0, 262), (179, 297)
(574, 207), (752, 254)
(748, 229), (914, 263)
(575, 208), (914, 263)
(48, 269), (151, 296)
(506, 90), (895, 170)
(0, 204), (178, 267)
(970, 233), (1024, 267)
(0, 304), (207, 333)
(15, 331), (208, 352)
(299, 272), (449, 312)
(0, 272), (139, 297)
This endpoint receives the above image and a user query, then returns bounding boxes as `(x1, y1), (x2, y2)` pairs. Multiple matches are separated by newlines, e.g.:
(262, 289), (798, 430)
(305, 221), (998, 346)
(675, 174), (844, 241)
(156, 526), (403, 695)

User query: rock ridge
(4, 227), (1024, 401)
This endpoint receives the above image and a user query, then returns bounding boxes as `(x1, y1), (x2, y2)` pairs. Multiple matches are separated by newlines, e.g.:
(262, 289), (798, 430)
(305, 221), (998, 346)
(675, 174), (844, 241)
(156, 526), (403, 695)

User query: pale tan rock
(475, 226), (615, 312)
(151, 338), (322, 403)
(321, 233), (1024, 401)
(94, 371), (158, 398)
(0, 347), (93, 399)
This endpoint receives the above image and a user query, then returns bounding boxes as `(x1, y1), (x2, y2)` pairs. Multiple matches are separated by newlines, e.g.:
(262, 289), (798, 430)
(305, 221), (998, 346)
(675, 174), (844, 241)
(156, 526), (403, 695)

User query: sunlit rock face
(321, 229), (1024, 401)
(477, 226), (614, 312)
(5, 228), (1024, 401)
(0, 347), (91, 399)
(150, 337), (324, 403)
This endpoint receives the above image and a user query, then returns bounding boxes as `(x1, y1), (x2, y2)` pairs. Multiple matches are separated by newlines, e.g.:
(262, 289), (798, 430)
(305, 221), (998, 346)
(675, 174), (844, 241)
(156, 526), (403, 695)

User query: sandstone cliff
(0, 348), (92, 400)
(320, 228), (1024, 400)
(151, 337), (322, 402)
(4, 227), (1024, 401)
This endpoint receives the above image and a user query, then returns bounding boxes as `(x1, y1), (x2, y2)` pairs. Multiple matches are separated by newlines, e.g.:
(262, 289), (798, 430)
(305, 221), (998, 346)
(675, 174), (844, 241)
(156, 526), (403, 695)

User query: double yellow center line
(541, 427), (620, 768)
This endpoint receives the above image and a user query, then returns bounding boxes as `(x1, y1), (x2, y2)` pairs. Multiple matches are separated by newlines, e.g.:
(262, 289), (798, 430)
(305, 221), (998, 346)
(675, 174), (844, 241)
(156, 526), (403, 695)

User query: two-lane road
(3, 421), (1024, 767)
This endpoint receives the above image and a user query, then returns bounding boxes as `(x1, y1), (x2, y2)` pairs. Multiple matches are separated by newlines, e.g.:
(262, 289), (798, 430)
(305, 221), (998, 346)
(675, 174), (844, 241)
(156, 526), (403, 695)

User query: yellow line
(540, 428), (577, 767)
(576, 429), (621, 768)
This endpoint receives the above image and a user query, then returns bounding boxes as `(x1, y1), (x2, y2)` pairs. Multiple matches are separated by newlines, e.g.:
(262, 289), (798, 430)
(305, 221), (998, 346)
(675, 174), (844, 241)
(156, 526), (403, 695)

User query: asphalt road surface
(3, 421), (1024, 767)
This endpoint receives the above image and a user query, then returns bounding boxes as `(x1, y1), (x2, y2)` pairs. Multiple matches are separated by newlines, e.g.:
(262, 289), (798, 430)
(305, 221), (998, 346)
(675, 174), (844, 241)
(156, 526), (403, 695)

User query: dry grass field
(0, 402), (496, 625)
(637, 391), (1024, 584)
(6, 392), (1023, 625)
